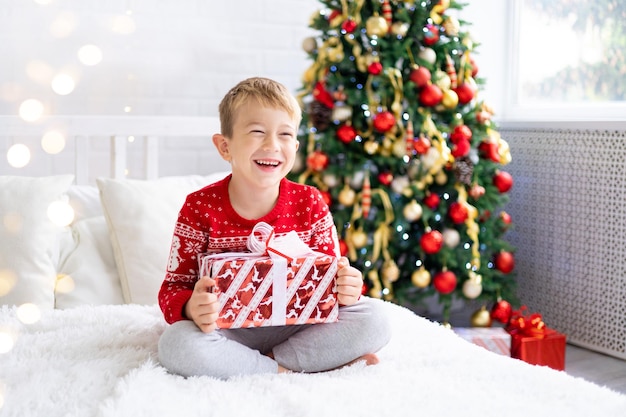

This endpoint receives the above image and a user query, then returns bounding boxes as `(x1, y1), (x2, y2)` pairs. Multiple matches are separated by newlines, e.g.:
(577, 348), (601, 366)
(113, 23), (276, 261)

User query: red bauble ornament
(450, 125), (472, 143)
(423, 193), (440, 209)
(423, 23), (440, 46)
(337, 124), (358, 144)
(433, 270), (457, 294)
(373, 111), (396, 132)
(413, 135), (431, 154)
(454, 82), (475, 105)
(490, 299), (513, 324)
(341, 19), (358, 33)
(320, 190), (332, 206)
(368, 61), (383, 75)
(339, 239), (349, 257)
(493, 170), (513, 193)
(306, 150), (329, 172)
(419, 84), (443, 107)
(479, 141), (500, 163)
(500, 211), (512, 225)
(451, 138), (470, 158)
(448, 202), (469, 224)
(377, 171), (393, 186)
(494, 251), (515, 274)
(410, 66), (431, 88)
(420, 230), (443, 254)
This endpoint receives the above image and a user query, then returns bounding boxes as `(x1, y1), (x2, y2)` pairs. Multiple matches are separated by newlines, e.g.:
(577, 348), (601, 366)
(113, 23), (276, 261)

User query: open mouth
(255, 159), (281, 167)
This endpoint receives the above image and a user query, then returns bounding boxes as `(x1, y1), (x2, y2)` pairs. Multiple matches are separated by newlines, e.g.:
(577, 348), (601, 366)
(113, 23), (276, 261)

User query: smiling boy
(157, 77), (391, 379)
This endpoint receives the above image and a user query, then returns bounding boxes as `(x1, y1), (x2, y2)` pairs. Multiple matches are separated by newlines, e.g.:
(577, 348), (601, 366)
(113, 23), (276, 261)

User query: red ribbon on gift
(506, 306), (547, 339)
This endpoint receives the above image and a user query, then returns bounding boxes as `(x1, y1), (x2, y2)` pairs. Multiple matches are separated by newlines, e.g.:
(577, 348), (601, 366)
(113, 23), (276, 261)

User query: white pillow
(55, 216), (125, 309)
(97, 172), (230, 305)
(0, 175), (74, 309)
(67, 184), (103, 222)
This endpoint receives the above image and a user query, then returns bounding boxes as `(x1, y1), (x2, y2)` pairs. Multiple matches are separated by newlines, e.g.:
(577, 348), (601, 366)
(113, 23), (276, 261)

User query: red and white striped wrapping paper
(453, 327), (511, 356)
(199, 253), (338, 329)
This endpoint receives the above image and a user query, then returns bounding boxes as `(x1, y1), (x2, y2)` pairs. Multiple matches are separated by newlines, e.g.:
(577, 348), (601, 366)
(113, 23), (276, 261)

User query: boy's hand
(336, 257), (363, 306)
(185, 276), (220, 333)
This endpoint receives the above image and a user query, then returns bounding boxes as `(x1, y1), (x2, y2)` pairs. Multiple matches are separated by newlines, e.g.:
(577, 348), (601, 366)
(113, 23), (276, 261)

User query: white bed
(1, 117), (625, 416)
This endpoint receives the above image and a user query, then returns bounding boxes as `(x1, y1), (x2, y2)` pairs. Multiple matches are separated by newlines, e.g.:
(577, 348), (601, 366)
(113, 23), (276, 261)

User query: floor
(564, 344), (626, 395)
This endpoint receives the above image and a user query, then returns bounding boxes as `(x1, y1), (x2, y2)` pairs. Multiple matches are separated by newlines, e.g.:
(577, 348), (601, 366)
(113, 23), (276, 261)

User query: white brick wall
(0, 0), (502, 180)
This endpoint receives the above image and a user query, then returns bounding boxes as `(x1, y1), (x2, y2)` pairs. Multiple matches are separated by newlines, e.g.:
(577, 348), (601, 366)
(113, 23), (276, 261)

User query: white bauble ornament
(391, 175), (410, 194)
(462, 279), (482, 299)
(349, 171), (365, 188)
(332, 104), (353, 122)
(442, 228), (460, 248)
(323, 173), (339, 188)
(421, 147), (440, 170)
(418, 47), (437, 65)
(403, 200), (423, 222)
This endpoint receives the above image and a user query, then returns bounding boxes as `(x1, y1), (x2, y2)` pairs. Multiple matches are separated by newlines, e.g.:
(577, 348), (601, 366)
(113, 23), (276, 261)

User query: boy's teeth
(257, 160), (279, 166)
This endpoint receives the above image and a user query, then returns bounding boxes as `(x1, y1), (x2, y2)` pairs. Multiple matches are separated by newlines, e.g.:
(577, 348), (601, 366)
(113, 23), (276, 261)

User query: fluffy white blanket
(1, 300), (624, 417)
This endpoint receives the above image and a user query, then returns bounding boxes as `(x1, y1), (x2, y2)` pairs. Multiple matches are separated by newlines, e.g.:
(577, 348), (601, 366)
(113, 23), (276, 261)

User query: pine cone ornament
(309, 101), (332, 131)
(454, 156), (474, 185)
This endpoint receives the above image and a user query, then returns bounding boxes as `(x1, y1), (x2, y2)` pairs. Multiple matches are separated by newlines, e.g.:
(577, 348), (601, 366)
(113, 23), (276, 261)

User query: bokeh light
(25, 60), (53, 84)
(50, 11), (77, 38)
(47, 200), (75, 226)
(16, 303), (41, 325)
(0, 269), (17, 298)
(18, 99), (44, 122)
(2, 213), (22, 235)
(0, 330), (14, 354)
(6, 144), (31, 168)
(77, 44), (103, 66)
(111, 15), (136, 35)
(41, 130), (66, 154)
(55, 274), (75, 294)
(51, 73), (76, 95)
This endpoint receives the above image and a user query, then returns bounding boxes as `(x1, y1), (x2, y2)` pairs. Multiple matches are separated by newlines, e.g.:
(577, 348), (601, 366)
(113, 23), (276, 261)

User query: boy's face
(213, 102), (299, 191)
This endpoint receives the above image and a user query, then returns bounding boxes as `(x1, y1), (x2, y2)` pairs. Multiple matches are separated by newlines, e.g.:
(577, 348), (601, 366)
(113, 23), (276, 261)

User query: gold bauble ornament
(366, 15), (388, 37)
(327, 47), (344, 63)
(433, 70), (451, 90)
(364, 140), (380, 155)
(403, 200), (423, 222)
(302, 36), (317, 53)
(391, 22), (409, 37)
(470, 306), (492, 327)
(435, 170), (447, 185)
(382, 260), (400, 282)
(443, 16), (460, 36)
(411, 267), (431, 288)
(442, 89), (459, 109)
(338, 185), (356, 206)
(351, 229), (368, 248)
(392, 138), (407, 158)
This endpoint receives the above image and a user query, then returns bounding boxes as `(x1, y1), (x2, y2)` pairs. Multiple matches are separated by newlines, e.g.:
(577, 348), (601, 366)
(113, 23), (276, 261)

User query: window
(505, 0), (626, 121)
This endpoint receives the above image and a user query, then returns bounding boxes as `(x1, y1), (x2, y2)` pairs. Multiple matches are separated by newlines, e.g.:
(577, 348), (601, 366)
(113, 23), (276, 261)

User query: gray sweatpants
(158, 297), (391, 379)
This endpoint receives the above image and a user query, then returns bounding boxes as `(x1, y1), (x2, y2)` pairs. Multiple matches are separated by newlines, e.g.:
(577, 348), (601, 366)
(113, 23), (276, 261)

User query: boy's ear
(212, 133), (231, 161)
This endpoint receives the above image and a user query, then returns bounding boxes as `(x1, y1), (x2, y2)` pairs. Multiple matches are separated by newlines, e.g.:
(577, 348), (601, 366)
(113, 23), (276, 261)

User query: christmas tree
(289, 0), (517, 323)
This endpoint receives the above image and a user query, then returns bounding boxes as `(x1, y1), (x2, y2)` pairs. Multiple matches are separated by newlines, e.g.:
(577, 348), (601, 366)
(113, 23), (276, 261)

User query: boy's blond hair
(218, 77), (302, 138)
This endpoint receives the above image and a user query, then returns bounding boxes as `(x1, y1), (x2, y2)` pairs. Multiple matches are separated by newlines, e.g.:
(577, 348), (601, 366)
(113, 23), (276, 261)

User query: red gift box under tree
(506, 306), (567, 371)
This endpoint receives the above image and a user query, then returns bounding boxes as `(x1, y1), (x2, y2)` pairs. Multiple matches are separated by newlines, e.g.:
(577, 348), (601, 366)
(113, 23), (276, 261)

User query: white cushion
(55, 216), (124, 308)
(97, 172), (229, 305)
(67, 184), (103, 222)
(0, 175), (74, 309)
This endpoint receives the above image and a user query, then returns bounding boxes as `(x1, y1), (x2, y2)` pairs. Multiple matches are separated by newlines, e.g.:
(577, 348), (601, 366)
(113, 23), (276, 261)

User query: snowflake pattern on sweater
(158, 175), (339, 324)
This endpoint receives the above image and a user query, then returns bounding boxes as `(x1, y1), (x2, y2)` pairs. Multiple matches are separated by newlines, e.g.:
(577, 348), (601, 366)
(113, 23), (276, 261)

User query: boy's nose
(261, 135), (280, 151)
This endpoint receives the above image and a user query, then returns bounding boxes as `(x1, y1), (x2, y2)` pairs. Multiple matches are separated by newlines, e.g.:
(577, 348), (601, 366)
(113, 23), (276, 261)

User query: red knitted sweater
(158, 175), (339, 324)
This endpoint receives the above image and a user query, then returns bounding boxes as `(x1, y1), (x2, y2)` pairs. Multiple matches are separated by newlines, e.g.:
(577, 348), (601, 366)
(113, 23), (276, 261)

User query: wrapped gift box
(454, 327), (511, 356)
(200, 253), (338, 329)
(510, 328), (566, 371)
